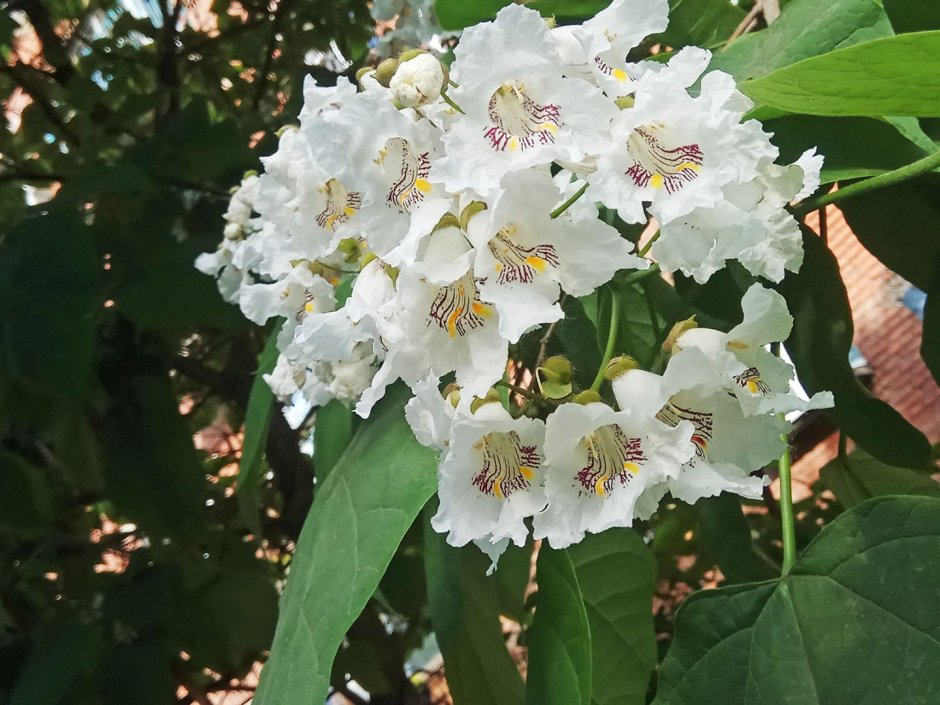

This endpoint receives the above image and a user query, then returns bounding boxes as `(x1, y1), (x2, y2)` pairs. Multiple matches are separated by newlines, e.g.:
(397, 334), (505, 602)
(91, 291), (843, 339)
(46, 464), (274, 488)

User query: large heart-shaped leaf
(569, 530), (657, 705)
(821, 449), (940, 508)
(527, 547), (592, 705)
(253, 385), (438, 705)
(424, 511), (526, 705)
(653, 495), (940, 704)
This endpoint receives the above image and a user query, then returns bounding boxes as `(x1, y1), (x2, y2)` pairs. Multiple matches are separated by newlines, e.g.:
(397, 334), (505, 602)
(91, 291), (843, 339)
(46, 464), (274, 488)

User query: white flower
(589, 47), (778, 225)
(654, 149), (823, 283)
(434, 4), (617, 195)
(264, 354), (333, 408)
(313, 91), (452, 266)
(238, 264), (336, 349)
(431, 400), (547, 551)
(254, 128), (363, 263)
(356, 267), (509, 417)
(466, 168), (646, 342)
(405, 375), (458, 451)
(298, 75), (357, 127)
(533, 400), (695, 548)
(560, 0), (669, 90)
(675, 284), (833, 416)
(390, 53), (445, 108)
(612, 365), (775, 506)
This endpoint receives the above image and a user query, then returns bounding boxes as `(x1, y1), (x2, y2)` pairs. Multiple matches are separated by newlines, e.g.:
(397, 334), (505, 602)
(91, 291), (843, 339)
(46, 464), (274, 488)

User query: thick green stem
(619, 262), (661, 287)
(591, 289), (620, 392)
(550, 182), (588, 219)
(637, 229), (660, 257)
(778, 437), (797, 575)
(795, 148), (940, 216)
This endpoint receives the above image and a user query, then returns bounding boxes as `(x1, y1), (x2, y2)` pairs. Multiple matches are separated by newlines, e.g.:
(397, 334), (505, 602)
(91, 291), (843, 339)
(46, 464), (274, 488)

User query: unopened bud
(390, 52), (446, 108)
(443, 383), (461, 408)
(604, 355), (639, 382)
(374, 57), (399, 87)
(459, 201), (487, 231)
(432, 213), (461, 233)
(573, 390), (602, 405)
(355, 66), (375, 85)
(243, 169), (259, 179)
(470, 388), (502, 414)
(275, 124), (298, 137)
(662, 316), (697, 354)
(537, 355), (573, 400)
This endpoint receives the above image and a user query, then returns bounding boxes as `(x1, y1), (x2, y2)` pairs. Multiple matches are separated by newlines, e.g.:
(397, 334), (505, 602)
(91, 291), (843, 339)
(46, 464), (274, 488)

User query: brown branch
(156, 0), (184, 125)
(7, 0), (75, 83)
(725, 1), (764, 48)
(1, 64), (82, 145)
(252, 0), (292, 111)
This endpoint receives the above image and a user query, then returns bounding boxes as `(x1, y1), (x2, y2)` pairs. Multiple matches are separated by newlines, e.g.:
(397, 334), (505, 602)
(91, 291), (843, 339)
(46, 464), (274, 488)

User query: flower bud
(470, 388), (502, 414)
(390, 52), (446, 108)
(373, 57), (400, 88)
(615, 95), (635, 110)
(662, 316), (697, 355)
(572, 390), (602, 405)
(443, 382), (461, 408)
(459, 201), (487, 231)
(432, 213), (462, 233)
(537, 355), (573, 399)
(604, 355), (639, 382)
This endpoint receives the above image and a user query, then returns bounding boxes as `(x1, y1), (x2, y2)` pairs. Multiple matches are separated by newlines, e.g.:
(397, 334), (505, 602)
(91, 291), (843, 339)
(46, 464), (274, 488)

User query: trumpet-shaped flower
(435, 4), (617, 195)
(654, 149), (823, 283)
(534, 400), (695, 548)
(589, 47), (777, 225)
(466, 168), (646, 341)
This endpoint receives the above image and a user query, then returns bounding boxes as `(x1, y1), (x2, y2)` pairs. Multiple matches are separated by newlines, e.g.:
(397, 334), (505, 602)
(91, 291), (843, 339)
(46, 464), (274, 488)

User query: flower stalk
(591, 288), (621, 391)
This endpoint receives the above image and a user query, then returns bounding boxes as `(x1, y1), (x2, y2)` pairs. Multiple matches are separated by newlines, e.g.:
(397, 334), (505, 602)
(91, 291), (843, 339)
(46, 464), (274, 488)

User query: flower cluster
(197, 0), (832, 568)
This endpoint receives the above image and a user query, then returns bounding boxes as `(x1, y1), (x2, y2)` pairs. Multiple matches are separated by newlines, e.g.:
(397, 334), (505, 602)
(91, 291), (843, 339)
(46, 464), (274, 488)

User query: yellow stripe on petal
(446, 306), (463, 337)
(594, 477), (608, 496)
(415, 178), (432, 194)
(623, 461), (640, 475)
(493, 482), (504, 499)
(519, 466), (534, 481)
(471, 302), (491, 317)
(525, 255), (546, 272)
(612, 68), (628, 82)
(650, 173), (664, 189)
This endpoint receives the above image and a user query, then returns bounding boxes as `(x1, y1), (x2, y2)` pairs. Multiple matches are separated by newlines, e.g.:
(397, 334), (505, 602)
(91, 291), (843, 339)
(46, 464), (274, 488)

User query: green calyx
(572, 390), (602, 405)
(470, 388), (502, 414)
(662, 316), (697, 355)
(536, 355), (574, 400)
(604, 355), (639, 382)
(459, 201), (487, 231)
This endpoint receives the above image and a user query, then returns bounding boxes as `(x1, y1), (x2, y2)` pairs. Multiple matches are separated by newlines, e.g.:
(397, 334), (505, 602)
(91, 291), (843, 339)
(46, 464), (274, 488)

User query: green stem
(440, 92), (465, 114)
(637, 229), (660, 257)
(550, 182), (588, 219)
(591, 289), (620, 392)
(619, 262), (661, 287)
(778, 436), (797, 575)
(795, 148), (940, 216)
(495, 378), (539, 401)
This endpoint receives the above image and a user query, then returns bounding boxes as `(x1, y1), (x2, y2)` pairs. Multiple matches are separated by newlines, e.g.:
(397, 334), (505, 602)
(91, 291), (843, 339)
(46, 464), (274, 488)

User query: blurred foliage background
(0, 0), (938, 704)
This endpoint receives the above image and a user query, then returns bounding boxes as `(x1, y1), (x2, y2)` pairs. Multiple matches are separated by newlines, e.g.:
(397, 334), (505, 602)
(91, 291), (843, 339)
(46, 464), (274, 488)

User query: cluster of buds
(197, 0), (830, 567)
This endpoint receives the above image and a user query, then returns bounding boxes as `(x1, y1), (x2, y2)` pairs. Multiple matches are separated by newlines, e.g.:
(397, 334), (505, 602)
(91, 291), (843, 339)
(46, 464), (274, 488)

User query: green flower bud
(537, 355), (574, 399)
(374, 57), (400, 87)
(470, 388), (502, 414)
(604, 355), (639, 382)
(459, 201), (488, 231)
(663, 316), (698, 355)
(573, 390), (602, 405)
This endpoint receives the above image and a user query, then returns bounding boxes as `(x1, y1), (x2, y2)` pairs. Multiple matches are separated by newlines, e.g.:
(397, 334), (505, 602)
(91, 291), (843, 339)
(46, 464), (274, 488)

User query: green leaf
(764, 115), (929, 183)
(777, 227), (931, 468)
(314, 399), (355, 482)
(741, 32), (940, 117)
(526, 547), (592, 705)
(10, 624), (102, 705)
(711, 0), (890, 81)
(435, 0), (507, 30)
(694, 495), (777, 583)
(653, 496), (940, 704)
(0, 212), (100, 398)
(238, 323), (281, 534)
(569, 530), (657, 705)
(839, 174), (940, 291)
(821, 449), (940, 508)
(884, 0), (940, 34)
(102, 375), (207, 540)
(254, 384), (438, 705)
(424, 511), (526, 705)
(0, 451), (54, 537)
(658, 0), (745, 49)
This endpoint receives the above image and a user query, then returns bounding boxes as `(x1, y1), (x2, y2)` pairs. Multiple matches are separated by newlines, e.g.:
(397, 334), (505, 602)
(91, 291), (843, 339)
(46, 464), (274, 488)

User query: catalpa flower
(435, 4), (616, 195)
(466, 168), (645, 342)
(423, 398), (547, 552)
(238, 264), (336, 348)
(534, 400), (695, 548)
(675, 284), (833, 417)
(556, 0), (669, 91)
(589, 47), (778, 225)
(611, 364), (775, 505)
(312, 91), (452, 265)
(654, 149), (824, 283)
